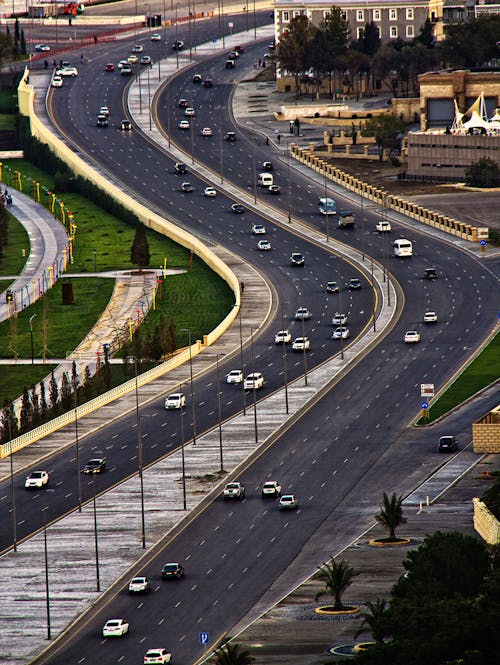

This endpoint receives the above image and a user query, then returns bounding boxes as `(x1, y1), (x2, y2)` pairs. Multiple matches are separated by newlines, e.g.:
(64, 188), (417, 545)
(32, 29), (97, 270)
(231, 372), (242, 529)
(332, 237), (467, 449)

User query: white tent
(462, 110), (491, 130)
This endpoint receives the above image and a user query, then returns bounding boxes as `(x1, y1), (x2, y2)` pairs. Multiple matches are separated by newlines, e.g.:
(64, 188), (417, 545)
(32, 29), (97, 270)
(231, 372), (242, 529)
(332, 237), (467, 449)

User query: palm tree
(375, 492), (407, 541)
(315, 558), (357, 610)
(354, 598), (391, 645)
(211, 643), (254, 665)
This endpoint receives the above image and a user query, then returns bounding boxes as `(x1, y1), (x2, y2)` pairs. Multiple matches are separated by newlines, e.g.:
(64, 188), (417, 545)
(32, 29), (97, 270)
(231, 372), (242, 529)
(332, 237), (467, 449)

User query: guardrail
(291, 144), (485, 242)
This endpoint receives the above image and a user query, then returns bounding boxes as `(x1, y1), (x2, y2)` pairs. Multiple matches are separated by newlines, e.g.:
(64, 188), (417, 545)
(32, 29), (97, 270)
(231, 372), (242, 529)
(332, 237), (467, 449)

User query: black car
(291, 252), (305, 267)
(120, 119), (132, 131)
(192, 73), (202, 83)
(348, 278), (362, 290)
(161, 562), (185, 579)
(174, 162), (188, 174)
(438, 436), (458, 453)
(262, 161), (273, 171)
(424, 268), (437, 280)
(172, 40), (184, 50)
(326, 281), (339, 293)
(181, 182), (194, 192)
(231, 203), (245, 214)
(224, 131), (236, 142)
(82, 458), (106, 474)
(202, 78), (213, 88)
(225, 59), (235, 69)
(96, 115), (108, 128)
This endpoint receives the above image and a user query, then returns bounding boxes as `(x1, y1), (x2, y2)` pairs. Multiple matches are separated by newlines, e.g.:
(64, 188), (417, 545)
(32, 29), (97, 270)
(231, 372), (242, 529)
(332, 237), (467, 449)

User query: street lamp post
(324, 169), (330, 241)
(74, 389), (82, 512)
(29, 313), (37, 364)
(179, 382), (187, 510)
(147, 65), (152, 131)
(216, 353), (226, 472)
(42, 499), (53, 640)
(8, 417), (17, 551)
(250, 328), (259, 445)
(92, 474), (101, 592)
(175, 4), (179, 68)
(281, 302), (289, 413)
(287, 144), (292, 224)
(301, 315), (308, 386)
(371, 255), (376, 333)
(181, 328), (197, 445)
(238, 304), (246, 415)
(336, 268), (345, 360)
(129, 356), (146, 548)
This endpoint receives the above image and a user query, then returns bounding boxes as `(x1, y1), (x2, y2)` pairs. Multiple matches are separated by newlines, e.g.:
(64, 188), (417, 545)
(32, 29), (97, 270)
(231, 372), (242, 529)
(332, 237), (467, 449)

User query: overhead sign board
(421, 383), (435, 397)
(477, 227), (489, 240)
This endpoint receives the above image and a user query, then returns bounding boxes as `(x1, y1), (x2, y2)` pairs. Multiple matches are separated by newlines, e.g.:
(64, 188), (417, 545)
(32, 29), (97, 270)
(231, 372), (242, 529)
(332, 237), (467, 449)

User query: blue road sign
(421, 401), (429, 409)
(480, 240), (487, 246)
(212, 37), (217, 43)
(200, 632), (209, 645)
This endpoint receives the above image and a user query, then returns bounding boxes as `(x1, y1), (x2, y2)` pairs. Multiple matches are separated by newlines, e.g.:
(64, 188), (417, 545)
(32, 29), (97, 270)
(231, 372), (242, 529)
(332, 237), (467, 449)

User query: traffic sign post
(479, 239), (487, 253)
(421, 400), (429, 420)
(420, 384), (434, 398)
(200, 632), (209, 658)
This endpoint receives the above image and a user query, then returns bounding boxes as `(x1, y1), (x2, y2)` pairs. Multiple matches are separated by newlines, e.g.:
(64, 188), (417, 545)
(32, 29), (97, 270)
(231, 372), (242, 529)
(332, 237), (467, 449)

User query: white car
(151, 33), (162, 41)
(132, 44), (144, 53)
(204, 186), (217, 197)
(56, 66), (78, 77)
(295, 307), (311, 320)
(164, 393), (186, 409)
(376, 220), (392, 232)
(25, 470), (49, 489)
(252, 224), (266, 235)
(184, 107), (195, 116)
(118, 60), (129, 69)
(423, 311), (438, 323)
(262, 480), (282, 497)
(404, 331), (421, 343)
(257, 240), (271, 251)
(243, 372), (264, 390)
(201, 127), (213, 136)
(226, 369), (243, 384)
(35, 43), (51, 51)
(51, 75), (63, 88)
(332, 326), (350, 340)
(332, 312), (347, 326)
(178, 120), (190, 130)
(144, 648), (172, 664)
(274, 330), (291, 344)
(128, 576), (151, 593)
(99, 106), (110, 116)
(279, 494), (298, 510)
(102, 618), (129, 637)
(292, 336), (310, 351)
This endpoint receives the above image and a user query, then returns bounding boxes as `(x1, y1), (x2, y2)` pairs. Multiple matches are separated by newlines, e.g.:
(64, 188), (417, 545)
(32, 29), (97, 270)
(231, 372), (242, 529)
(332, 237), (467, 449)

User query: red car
(105, 63), (115, 72)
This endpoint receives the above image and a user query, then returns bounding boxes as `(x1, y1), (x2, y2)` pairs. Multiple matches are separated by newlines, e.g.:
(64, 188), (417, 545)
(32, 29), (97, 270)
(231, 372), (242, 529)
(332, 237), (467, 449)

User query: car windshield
(164, 564), (178, 571)
(106, 620), (120, 626)
(227, 483), (239, 489)
(30, 472), (43, 478)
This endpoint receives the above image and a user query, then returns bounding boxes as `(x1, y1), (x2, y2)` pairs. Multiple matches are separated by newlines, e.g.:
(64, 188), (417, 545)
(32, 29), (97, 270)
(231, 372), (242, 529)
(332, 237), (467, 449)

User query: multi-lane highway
(6, 14), (499, 665)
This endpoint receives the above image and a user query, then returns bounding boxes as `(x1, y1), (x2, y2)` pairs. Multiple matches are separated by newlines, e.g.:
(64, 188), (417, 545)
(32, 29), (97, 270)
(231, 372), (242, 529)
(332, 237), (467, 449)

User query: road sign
(199, 632), (209, 645)
(477, 228), (489, 240)
(421, 401), (429, 410)
(480, 240), (487, 246)
(420, 383), (434, 397)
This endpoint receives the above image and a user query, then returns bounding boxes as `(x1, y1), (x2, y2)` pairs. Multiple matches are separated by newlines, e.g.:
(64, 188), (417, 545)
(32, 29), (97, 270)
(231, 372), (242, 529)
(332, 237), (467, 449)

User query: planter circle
(369, 537), (411, 547)
(353, 641), (376, 652)
(315, 605), (360, 615)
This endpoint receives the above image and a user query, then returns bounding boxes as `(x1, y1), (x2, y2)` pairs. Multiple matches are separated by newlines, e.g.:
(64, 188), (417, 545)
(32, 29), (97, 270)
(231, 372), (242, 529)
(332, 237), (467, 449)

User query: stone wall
(473, 498), (500, 545)
(473, 404), (500, 453)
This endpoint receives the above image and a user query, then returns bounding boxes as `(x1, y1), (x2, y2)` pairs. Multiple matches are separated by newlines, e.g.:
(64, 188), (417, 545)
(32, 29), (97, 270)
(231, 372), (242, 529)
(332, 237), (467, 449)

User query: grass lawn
(419, 331), (500, 424)
(0, 113), (16, 130)
(1, 366), (58, 404)
(0, 212), (30, 277)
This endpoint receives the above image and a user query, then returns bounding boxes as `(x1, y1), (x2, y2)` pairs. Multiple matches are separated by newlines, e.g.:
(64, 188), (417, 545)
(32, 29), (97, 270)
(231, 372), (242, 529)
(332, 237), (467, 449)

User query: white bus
(319, 197), (336, 215)
(393, 238), (413, 257)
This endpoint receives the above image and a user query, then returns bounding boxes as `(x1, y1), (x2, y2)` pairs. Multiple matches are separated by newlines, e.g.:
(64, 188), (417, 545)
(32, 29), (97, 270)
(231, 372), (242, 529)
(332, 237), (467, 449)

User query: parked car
(279, 494), (298, 510)
(128, 576), (151, 593)
(423, 311), (438, 323)
(404, 331), (421, 343)
(274, 330), (291, 344)
(164, 393), (186, 409)
(144, 648), (172, 664)
(290, 252), (305, 266)
(223, 482), (245, 499)
(82, 458), (106, 474)
(161, 562), (184, 579)
(294, 307), (311, 320)
(102, 619), (129, 637)
(262, 481), (282, 497)
(25, 470), (49, 489)
(292, 337), (310, 351)
(438, 435), (458, 453)
(226, 369), (243, 384)
(332, 326), (350, 340)
(326, 281), (339, 293)
(243, 372), (264, 390)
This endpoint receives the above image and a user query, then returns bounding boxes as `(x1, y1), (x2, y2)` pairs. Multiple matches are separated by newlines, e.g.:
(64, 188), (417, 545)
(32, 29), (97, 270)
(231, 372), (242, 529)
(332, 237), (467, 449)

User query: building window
(282, 11), (289, 22)
(357, 27), (364, 40)
(292, 11), (300, 19)
(373, 9), (381, 22)
(390, 26), (398, 38)
(406, 8), (414, 20)
(389, 9), (397, 21)
(406, 25), (414, 38)
(357, 9), (364, 22)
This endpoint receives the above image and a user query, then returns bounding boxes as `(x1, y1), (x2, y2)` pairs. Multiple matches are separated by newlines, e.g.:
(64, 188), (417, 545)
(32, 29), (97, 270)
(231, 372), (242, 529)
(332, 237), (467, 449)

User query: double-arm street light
(281, 302), (290, 413)
(181, 328), (197, 445)
(250, 327), (259, 445)
(215, 353), (226, 472)
(179, 382), (187, 510)
(127, 356), (146, 548)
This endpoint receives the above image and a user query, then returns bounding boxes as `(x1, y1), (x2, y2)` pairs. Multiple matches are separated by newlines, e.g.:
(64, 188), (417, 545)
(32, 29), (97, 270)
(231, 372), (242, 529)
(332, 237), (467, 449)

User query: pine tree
(39, 379), (48, 421)
(60, 372), (72, 410)
(0, 401), (18, 444)
(83, 366), (93, 401)
(20, 29), (26, 55)
(30, 384), (40, 427)
(19, 387), (32, 432)
(130, 223), (150, 271)
(49, 370), (59, 413)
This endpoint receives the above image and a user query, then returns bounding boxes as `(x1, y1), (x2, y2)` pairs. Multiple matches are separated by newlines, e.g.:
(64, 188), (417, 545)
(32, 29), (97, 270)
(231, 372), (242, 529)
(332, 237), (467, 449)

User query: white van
(258, 172), (273, 187)
(393, 238), (413, 257)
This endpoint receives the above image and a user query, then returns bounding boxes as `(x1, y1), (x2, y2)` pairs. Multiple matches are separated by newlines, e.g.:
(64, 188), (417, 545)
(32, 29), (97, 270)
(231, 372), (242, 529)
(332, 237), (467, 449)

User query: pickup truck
(223, 482), (245, 499)
(337, 210), (355, 228)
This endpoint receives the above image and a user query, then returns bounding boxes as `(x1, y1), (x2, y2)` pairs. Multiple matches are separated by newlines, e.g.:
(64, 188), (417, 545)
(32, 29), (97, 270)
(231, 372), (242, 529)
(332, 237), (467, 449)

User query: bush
(465, 157), (500, 188)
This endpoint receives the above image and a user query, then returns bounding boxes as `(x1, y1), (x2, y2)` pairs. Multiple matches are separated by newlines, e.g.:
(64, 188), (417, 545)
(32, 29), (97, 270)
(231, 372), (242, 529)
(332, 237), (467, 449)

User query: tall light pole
(301, 315), (308, 386)
(147, 64), (152, 131)
(336, 268), (345, 360)
(8, 416), (17, 551)
(238, 302), (246, 416)
(219, 107), (224, 184)
(74, 389), (82, 512)
(216, 353), (226, 472)
(250, 328), (259, 445)
(129, 356), (146, 548)
(281, 302), (289, 414)
(179, 382), (187, 510)
(287, 144), (292, 224)
(253, 0), (257, 39)
(181, 328), (197, 445)
(371, 255), (377, 333)
(91, 474), (101, 592)
(324, 168), (330, 241)
(174, 4), (179, 68)
(29, 313), (37, 364)
(42, 497), (54, 640)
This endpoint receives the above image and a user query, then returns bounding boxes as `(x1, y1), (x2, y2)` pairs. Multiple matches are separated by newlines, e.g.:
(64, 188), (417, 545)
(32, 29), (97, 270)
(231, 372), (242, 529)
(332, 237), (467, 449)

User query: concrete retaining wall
(473, 404), (500, 453)
(473, 498), (500, 545)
